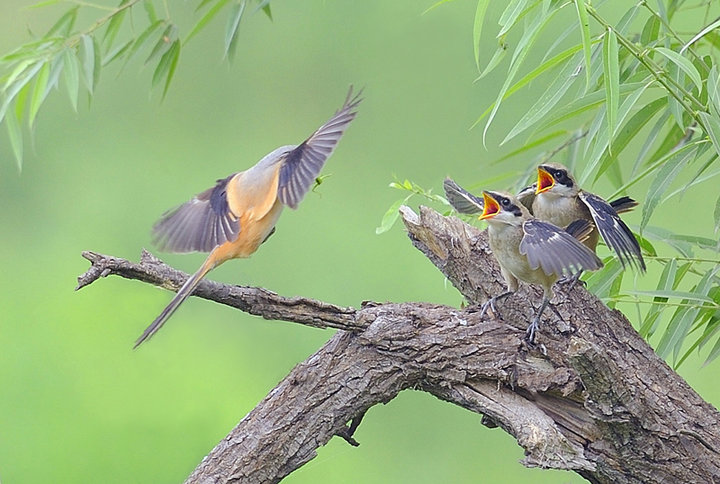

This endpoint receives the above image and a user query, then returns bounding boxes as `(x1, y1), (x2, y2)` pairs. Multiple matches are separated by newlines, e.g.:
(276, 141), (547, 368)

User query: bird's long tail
(134, 257), (215, 348)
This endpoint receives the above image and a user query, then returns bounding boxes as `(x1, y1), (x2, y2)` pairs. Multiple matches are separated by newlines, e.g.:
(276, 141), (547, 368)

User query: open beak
(536, 166), (555, 194)
(479, 192), (500, 220)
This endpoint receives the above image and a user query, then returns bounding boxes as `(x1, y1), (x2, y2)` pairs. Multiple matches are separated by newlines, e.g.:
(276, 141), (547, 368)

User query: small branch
(76, 249), (364, 332)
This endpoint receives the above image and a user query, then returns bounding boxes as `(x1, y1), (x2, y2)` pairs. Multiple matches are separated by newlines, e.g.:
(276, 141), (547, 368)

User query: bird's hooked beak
(536, 166), (555, 194)
(479, 192), (500, 220)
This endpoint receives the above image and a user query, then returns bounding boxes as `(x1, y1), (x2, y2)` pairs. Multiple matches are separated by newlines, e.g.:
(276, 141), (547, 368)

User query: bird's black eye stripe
(554, 169), (573, 188)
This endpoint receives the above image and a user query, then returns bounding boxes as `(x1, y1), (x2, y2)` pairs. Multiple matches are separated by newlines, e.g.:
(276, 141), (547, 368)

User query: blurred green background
(1, 1), (718, 483)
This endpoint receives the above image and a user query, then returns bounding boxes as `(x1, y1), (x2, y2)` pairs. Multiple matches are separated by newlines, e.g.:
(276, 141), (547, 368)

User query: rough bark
(77, 206), (720, 484)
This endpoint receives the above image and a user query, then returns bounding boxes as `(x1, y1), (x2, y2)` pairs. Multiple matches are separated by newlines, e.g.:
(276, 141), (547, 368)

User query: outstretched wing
(278, 87), (362, 209)
(520, 219), (603, 277)
(578, 191), (646, 271)
(516, 184), (536, 212)
(609, 195), (638, 214)
(443, 178), (484, 214)
(152, 174), (240, 253)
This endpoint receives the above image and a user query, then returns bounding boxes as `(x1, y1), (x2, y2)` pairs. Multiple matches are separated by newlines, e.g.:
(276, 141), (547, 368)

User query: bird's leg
(558, 270), (586, 289)
(479, 291), (514, 320)
(525, 297), (551, 345)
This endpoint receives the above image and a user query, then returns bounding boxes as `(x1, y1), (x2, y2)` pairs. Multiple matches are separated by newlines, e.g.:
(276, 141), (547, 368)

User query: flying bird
(135, 88), (362, 347)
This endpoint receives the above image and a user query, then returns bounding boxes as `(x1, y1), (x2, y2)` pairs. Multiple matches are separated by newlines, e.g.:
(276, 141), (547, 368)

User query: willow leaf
(225, 0), (246, 61)
(654, 47), (703, 94)
(497, 0), (529, 37)
(641, 143), (697, 231)
(573, 0), (592, 91)
(473, 0), (490, 71)
(602, 28), (619, 145)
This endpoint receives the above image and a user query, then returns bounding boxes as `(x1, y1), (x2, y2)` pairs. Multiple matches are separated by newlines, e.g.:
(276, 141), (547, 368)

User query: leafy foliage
(385, 0), (720, 367)
(0, 0), (272, 169)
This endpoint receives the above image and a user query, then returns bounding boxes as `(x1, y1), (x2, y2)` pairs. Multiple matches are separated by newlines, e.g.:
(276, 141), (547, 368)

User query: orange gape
(135, 88), (362, 348)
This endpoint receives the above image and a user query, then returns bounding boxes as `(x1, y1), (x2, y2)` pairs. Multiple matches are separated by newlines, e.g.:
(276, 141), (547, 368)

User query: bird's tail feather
(134, 258), (214, 348)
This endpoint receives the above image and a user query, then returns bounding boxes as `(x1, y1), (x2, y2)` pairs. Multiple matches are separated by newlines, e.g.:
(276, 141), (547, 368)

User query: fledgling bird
(134, 88), (362, 348)
(528, 162), (645, 271)
(475, 189), (603, 343)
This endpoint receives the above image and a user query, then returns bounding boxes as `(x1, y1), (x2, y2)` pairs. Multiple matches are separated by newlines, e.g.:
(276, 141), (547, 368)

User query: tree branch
(77, 207), (720, 484)
(77, 250), (363, 332)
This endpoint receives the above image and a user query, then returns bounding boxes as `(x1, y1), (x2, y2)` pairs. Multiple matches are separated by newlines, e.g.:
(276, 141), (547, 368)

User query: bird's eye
(555, 170), (565, 180)
(501, 198), (510, 206)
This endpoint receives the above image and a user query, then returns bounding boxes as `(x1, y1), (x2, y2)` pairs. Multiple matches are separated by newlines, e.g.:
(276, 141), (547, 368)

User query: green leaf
(80, 34), (95, 94)
(146, 24), (177, 64)
(482, 1), (558, 144)
(654, 47), (703, 94)
(641, 226), (693, 258)
(586, 257), (623, 298)
(472, 0), (490, 71)
(594, 97), (666, 184)
(29, 61), (50, 128)
(104, 2), (128, 49)
(641, 143), (697, 230)
(152, 40), (181, 99)
(186, 0), (232, 44)
(602, 28), (619, 145)
(698, 111), (720, 159)
(6, 110), (23, 171)
(580, 81), (652, 184)
(501, 53), (581, 144)
(91, 35), (102, 95)
(573, 0), (592, 91)
(0, 61), (44, 124)
(715, 193), (720, 233)
(144, 0), (158, 23)
(657, 268), (718, 362)
(632, 111), (670, 176)
(472, 42), (587, 128)
(62, 48), (79, 112)
(640, 12), (660, 46)
(539, 81), (647, 131)
(103, 39), (133, 66)
(492, 130), (566, 164)
(254, 0), (272, 20)
(122, 20), (164, 68)
(376, 197), (411, 235)
(628, 290), (715, 305)
(639, 258), (676, 338)
(681, 17), (720, 54)
(225, 0), (247, 61)
(497, 0), (529, 37)
(475, 40), (507, 80)
(47, 6), (79, 37)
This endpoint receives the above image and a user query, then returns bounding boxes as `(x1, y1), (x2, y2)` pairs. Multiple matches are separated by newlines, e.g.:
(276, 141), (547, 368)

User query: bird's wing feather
(152, 174), (241, 253)
(443, 178), (484, 214)
(578, 191), (646, 271)
(516, 184), (536, 212)
(278, 87), (362, 209)
(520, 219), (603, 277)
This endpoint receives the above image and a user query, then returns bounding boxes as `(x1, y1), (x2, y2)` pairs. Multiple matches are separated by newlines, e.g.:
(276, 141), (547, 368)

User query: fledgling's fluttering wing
(520, 219), (603, 277)
(152, 174), (240, 253)
(564, 219), (594, 243)
(515, 184), (536, 212)
(578, 191), (646, 271)
(278, 87), (362, 209)
(609, 195), (638, 214)
(443, 178), (484, 214)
